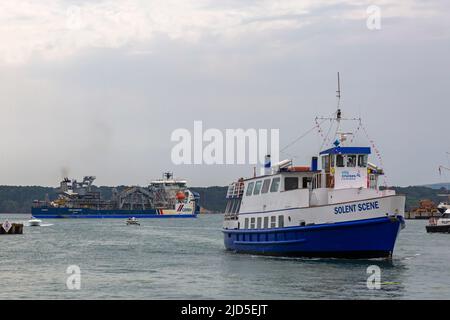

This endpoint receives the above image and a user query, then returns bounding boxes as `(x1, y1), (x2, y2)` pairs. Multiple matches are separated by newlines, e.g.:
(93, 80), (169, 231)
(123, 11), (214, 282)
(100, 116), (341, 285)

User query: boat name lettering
(334, 201), (379, 214)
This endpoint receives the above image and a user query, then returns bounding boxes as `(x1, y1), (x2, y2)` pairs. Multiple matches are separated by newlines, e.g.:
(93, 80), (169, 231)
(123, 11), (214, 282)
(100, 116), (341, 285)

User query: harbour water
(1, 214), (449, 299)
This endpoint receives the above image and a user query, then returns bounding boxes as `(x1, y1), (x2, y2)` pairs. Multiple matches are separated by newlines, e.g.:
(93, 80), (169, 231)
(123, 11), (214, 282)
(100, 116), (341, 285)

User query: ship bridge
(318, 146), (371, 190)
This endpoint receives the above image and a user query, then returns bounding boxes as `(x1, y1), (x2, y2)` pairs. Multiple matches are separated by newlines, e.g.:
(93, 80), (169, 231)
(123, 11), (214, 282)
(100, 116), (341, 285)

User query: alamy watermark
(366, 5), (381, 30)
(171, 121), (279, 172)
(66, 265), (81, 290)
(366, 265), (381, 289)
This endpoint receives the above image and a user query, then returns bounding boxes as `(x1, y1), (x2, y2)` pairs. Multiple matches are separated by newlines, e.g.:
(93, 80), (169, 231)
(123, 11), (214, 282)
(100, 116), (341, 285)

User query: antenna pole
(335, 72), (342, 141)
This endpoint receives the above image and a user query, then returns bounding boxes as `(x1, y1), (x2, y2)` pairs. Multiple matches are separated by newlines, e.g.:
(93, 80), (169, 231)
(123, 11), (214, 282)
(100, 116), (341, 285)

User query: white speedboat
(28, 217), (42, 227)
(126, 217), (140, 226)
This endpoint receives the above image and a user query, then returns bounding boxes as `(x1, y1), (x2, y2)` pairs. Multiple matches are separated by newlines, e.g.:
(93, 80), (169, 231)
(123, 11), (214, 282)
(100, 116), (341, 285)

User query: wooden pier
(0, 222), (24, 234)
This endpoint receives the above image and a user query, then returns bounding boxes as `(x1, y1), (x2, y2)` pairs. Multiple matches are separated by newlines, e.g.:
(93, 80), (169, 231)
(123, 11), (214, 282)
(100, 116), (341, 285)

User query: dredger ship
(32, 172), (200, 218)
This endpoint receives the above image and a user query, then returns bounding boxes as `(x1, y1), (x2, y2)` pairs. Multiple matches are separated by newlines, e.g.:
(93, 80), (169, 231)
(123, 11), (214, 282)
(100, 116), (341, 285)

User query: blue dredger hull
(223, 216), (404, 258)
(32, 207), (197, 219)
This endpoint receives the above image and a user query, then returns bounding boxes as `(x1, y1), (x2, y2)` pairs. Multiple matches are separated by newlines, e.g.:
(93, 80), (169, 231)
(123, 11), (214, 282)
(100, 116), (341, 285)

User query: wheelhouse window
(284, 177), (299, 191)
(347, 155), (357, 167)
(246, 182), (255, 196)
(322, 155), (330, 170)
(253, 180), (263, 195)
(270, 177), (280, 192)
(261, 179), (271, 194)
(358, 155), (368, 167)
(336, 154), (345, 167)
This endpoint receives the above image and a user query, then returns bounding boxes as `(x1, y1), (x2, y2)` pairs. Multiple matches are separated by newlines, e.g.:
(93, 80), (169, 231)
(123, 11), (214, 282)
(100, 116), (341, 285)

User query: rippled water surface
(0, 214), (449, 299)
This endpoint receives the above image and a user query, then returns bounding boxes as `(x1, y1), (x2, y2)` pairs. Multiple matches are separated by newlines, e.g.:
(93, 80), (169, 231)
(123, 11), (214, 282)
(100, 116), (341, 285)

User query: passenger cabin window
(270, 216), (277, 228)
(358, 155), (368, 167)
(347, 155), (357, 167)
(263, 217), (269, 229)
(253, 180), (263, 195)
(336, 154), (345, 167)
(270, 177), (280, 192)
(257, 217), (262, 229)
(284, 177), (299, 191)
(244, 218), (249, 229)
(246, 182), (255, 196)
(278, 215), (284, 228)
(261, 179), (271, 194)
(250, 217), (256, 229)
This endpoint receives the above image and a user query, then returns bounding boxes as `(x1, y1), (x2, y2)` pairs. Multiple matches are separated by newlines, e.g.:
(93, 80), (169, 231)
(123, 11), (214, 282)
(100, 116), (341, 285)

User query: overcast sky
(0, 0), (449, 187)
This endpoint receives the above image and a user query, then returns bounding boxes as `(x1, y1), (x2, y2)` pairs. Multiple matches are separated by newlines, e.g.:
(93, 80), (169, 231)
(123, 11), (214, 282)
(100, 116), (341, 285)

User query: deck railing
(226, 181), (245, 199)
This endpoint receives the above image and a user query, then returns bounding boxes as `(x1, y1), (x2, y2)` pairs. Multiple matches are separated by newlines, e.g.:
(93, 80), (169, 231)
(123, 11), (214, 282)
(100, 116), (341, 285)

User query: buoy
(176, 191), (186, 201)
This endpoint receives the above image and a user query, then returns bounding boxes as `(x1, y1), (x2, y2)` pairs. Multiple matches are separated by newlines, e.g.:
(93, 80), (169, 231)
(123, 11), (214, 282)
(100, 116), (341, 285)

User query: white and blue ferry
(223, 102), (405, 258)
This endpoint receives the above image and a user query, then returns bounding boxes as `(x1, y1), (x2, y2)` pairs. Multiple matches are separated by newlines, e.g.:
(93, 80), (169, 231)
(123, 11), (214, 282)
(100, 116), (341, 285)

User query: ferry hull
(32, 207), (198, 219)
(223, 216), (404, 258)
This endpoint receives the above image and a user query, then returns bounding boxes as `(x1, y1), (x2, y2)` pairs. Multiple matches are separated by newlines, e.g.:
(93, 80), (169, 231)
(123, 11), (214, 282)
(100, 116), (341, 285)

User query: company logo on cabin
(341, 170), (361, 181)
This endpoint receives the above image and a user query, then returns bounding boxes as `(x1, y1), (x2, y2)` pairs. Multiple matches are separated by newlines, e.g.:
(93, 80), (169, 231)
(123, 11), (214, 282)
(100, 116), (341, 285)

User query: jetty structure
(222, 74), (406, 258)
(0, 221), (23, 235)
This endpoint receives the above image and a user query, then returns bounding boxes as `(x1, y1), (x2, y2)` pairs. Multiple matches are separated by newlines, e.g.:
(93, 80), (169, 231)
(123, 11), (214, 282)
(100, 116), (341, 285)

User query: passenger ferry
(222, 79), (405, 258)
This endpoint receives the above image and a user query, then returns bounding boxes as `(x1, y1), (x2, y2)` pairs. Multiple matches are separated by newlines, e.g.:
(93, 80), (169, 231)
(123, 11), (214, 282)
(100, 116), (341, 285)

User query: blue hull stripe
(223, 216), (404, 258)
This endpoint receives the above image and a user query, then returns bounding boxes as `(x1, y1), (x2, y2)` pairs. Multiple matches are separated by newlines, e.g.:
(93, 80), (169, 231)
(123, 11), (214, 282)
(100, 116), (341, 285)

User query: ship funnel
(311, 157), (318, 171)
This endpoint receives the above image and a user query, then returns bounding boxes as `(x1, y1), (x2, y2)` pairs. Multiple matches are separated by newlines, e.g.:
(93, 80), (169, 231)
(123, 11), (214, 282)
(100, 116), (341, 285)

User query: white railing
(226, 181), (245, 199)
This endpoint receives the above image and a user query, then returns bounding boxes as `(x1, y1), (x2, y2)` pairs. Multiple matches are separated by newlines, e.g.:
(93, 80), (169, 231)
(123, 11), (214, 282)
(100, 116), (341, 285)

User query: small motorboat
(426, 210), (450, 233)
(126, 217), (140, 226)
(28, 217), (42, 227)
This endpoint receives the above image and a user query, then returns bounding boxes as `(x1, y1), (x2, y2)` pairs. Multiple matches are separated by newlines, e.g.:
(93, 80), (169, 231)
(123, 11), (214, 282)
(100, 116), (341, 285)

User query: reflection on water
(0, 214), (448, 299)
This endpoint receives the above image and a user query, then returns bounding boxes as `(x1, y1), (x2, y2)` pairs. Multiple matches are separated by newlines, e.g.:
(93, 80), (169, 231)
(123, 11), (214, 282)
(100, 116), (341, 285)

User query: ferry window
(234, 200), (241, 214)
(244, 218), (249, 229)
(261, 179), (271, 194)
(336, 155), (345, 167)
(358, 155), (368, 167)
(257, 217), (262, 229)
(302, 177), (312, 189)
(229, 200), (235, 214)
(270, 177), (280, 192)
(246, 182), (255, 196)
(347, 155), (357, 167)
(225, 201), (231, 214)
(322, 156), (330, 169)
(264, 216), (269, 229)
(330, 155), (335, 167)
(285, 177), (299, 191)
(253, 180), (263, 195)
(270, 216), (276, 228)
(250, 217), (256, 229)
(278, 215), (284, 228)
